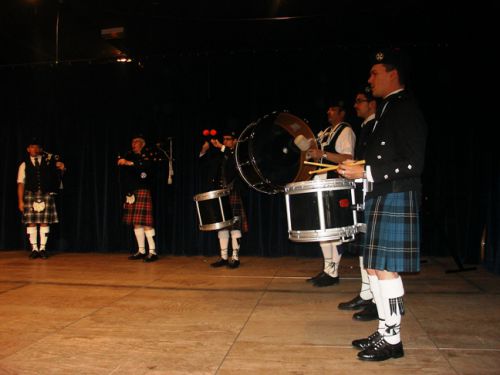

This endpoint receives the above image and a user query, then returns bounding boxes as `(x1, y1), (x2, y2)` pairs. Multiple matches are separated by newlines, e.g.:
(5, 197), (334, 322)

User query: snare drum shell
(285, 178), (357, 242)
(194, 189), (236, 231)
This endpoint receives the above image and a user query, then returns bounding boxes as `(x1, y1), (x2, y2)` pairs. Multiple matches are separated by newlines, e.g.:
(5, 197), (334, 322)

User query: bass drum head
(235, 111), (317, 194)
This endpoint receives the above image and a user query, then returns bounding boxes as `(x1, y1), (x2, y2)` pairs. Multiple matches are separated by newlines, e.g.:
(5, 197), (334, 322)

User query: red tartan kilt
(122, 189), (154, 227)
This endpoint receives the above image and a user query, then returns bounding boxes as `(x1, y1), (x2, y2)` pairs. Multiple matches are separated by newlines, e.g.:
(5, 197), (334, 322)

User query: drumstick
(304, 159), (366, 168)
(307, 160), (366, 175)
(303, 161), (332, 168)
(308, 166), (339, 174)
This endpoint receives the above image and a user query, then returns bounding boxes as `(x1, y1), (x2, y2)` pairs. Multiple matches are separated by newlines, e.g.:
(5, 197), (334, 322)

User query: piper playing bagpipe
(117, 134), (166, 263)
(17, 137), (66, 259)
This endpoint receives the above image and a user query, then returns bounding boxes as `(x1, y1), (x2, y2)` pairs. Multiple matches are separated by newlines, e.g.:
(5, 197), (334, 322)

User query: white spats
(218, 230), (230, 260)
(39, 226), (50, 251)
(379, 277), (405, 344)
(27, 226), (38, 251)
(134, 227), (146, 254)
(320, 241), (341, 277)
(368, 274), (385, 335)
(230, 230), (241, 260)
(359, 257), (373, 300)
(145, 228), (156, 255)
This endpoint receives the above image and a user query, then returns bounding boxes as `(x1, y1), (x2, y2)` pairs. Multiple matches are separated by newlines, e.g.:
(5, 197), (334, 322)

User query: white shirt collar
(361, 113), (375, 127)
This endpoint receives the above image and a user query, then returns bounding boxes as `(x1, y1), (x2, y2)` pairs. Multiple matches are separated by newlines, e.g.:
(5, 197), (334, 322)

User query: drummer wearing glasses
(199, 129), (248, 269)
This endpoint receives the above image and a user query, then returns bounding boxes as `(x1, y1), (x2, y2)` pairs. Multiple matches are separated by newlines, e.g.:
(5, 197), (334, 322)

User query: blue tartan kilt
(363, 191), (420, 272)
(23, 191), (59, 224)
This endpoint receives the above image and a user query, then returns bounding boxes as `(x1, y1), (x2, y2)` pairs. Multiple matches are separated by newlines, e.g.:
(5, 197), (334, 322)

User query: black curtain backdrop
(1, 45), (496, 271)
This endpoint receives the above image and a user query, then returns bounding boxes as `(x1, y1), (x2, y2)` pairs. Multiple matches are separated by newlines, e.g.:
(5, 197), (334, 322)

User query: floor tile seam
(0, 280), (498, 296)
(214, 287), (270, 374)
(0, 282), (29, 296)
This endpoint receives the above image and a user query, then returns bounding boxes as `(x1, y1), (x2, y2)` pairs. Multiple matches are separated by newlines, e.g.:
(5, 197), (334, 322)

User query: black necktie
(34, 158), (40, 167)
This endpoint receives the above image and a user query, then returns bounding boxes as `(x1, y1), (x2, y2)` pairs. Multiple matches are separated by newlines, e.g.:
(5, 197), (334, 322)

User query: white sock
(379, 277), (405, 345)
(368, 275), (385, 336)
(230, 230), (241, 260)
(145, 229), (156, 255)
(218, 230), (229, 260)
(27, 227), (38, 251)
(320, 241), (334, 276)
(331, 244), (342, 277)
(359, 257), (373, 300)
(39, 226), (49, 251)
(134, 227), (146, 254)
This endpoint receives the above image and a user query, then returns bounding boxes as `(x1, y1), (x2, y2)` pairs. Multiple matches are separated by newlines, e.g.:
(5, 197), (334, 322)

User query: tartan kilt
(229, 189), (248, 233)
(363, 191), (420, 272)
(23, 191), (59, 224)
(122, 189), (154, 227)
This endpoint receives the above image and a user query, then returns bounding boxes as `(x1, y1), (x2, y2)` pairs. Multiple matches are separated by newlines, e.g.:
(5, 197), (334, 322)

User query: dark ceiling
(0, 0), (454, 66)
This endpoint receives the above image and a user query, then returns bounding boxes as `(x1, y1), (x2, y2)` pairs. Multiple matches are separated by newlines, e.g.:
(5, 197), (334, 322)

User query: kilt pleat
(363, 191), (420, 272)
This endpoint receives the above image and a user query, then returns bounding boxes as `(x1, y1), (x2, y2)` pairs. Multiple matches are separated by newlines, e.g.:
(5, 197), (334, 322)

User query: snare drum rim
(193, 188), (230, 201)
(288, 225), (358, 242)
(199, 217), (237, 231)
(284, 178), (355, 194)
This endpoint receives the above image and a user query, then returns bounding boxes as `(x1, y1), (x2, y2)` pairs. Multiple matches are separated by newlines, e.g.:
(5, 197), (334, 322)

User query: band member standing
(118, 135), (158, 262)
(339, 49), (427, 361)
(337, 86), (378, 321)
(199, 129), (248, 268)
(305, 99), (356, 287)
(17, 138), (65, 259)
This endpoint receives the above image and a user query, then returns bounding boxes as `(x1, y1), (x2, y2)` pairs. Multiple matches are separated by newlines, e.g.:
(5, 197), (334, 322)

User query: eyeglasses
(354, 99), (369, 104)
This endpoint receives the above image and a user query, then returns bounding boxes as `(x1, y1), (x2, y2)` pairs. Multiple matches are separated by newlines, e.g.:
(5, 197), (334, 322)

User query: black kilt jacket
(365, 90), (427, 199)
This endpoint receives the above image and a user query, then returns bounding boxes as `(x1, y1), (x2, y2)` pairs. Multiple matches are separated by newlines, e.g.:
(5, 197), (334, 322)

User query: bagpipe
(42, 150), (65, 190)
(118, 138), (174, 185)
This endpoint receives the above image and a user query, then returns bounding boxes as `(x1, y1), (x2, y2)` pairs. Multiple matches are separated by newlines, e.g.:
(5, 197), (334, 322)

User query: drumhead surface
(235, 111), (317, 194)
(193, 188), (230, 201)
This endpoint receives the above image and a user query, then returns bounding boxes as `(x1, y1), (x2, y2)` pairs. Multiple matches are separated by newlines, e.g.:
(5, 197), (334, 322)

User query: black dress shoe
(312, 273), (339, 287)
(128, 252), (146, 260)
(306, 270), (325, 283)
(143, 254), (159, 262)
(211, 258), (228, 268)
(39, 250), (48, 259)
(29, 251), (39, 259)
(227, 259), (240, 268)
(357, 338), (404, 361)
(352, 331), (382, 350)
(338, 295), (372, 310)
(353, 302), (378, 321)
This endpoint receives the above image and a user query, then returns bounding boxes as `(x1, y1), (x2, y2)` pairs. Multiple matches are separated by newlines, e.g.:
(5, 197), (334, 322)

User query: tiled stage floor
(0, 251), (498, 374)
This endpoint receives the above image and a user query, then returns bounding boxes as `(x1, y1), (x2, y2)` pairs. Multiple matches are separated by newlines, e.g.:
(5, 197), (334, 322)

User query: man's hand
(210, 139), (223, 149)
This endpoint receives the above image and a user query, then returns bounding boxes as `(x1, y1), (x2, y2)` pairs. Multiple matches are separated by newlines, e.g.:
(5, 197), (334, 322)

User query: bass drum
(235, 111), (318, 194)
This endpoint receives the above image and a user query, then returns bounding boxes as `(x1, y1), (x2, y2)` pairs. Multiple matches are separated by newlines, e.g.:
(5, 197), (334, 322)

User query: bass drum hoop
(235, 111), (318, 194)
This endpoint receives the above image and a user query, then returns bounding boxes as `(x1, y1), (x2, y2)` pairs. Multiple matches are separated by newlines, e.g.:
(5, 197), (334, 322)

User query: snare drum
(284, 178), (358, 242)
(193, 189), (236, 231)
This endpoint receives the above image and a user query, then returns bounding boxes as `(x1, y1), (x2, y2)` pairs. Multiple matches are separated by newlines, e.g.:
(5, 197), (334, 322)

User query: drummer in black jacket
(339, 49), (427, 361)
(199, 129), (248, 268)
